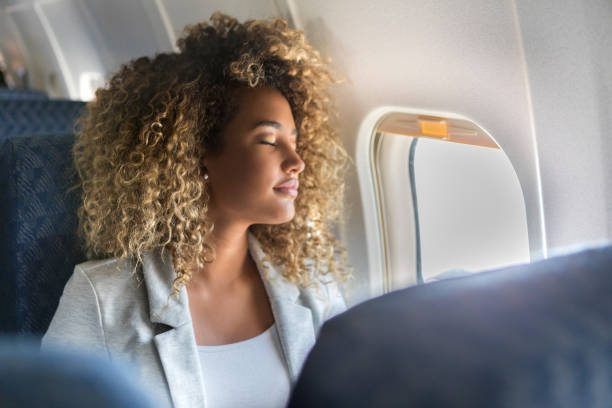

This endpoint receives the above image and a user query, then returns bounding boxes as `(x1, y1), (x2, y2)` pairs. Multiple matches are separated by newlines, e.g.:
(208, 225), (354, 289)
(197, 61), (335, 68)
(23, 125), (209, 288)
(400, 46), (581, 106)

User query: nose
(283, 147), (305, 175)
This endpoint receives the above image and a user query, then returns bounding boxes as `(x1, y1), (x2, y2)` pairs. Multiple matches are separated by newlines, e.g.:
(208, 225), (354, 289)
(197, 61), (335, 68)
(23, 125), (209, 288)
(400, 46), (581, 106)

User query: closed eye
(260, 141), (277, 147)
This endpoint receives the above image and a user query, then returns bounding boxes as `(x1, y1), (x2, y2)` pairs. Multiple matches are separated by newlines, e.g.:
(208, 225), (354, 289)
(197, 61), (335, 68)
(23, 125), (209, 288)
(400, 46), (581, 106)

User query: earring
(204, 172), (209, 180)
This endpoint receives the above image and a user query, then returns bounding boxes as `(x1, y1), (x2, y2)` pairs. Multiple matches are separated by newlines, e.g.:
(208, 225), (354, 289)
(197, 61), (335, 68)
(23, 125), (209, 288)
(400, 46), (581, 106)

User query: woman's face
(204, 86), (305, 227)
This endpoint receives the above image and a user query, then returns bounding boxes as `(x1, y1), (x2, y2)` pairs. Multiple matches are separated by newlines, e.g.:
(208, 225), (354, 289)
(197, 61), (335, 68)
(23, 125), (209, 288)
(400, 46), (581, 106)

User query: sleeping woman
(41, 11), (352, 408)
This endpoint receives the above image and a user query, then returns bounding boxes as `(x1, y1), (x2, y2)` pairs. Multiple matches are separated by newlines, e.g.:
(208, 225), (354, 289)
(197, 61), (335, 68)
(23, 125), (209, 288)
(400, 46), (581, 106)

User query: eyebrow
(252, 120), (298, 136)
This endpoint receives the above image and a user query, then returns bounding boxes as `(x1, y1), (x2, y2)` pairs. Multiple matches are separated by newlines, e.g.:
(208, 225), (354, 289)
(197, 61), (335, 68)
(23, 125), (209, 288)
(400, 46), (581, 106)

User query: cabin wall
(161, 0), (282, 37)
(293, 0), (544, 300)
(294, 0), (612, 298)
(514, 0), (612, 250)
(78, 0), (175, 72)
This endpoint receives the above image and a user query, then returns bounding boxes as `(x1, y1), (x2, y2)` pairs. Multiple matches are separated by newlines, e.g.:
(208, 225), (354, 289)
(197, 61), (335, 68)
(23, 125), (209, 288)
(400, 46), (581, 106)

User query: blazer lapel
(247, 232), (316, 383)
(142, 250), (206, 408)
(267, 296), (316, 382)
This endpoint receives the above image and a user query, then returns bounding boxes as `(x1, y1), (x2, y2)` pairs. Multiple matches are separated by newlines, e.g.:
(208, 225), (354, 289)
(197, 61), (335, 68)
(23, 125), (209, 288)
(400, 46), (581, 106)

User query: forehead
(232, 86), (295, 126)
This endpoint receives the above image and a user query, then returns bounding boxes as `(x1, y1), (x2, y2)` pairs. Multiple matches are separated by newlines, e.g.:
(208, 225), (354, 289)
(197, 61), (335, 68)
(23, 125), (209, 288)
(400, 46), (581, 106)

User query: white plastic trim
(284, 0), (302, 30)
(356, 107), (387, 298)
(510, 0), (548, 259)
(356, 106), (525, 296)
(5, 0), (64, 14)
(153, 0), (178, 52)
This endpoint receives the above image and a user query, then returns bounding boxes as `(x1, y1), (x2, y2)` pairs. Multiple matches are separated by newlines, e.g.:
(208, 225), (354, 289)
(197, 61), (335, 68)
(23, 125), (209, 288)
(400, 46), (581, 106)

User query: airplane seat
(0, 133), (85, 338)
(0, 87), (49, 101)
(288, 243), (612, 407)
(0, 335), (155, 407)
(0, 99), (85, 140)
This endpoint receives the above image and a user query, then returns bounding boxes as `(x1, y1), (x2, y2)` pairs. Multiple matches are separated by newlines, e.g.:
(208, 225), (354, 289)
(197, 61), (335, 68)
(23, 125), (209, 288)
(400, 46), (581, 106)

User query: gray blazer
(41, 231), (347, 408)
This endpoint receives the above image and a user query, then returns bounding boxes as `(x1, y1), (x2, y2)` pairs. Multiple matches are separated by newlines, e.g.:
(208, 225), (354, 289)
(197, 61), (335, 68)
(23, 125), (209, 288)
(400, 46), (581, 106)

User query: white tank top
(196, 323), (291, 408)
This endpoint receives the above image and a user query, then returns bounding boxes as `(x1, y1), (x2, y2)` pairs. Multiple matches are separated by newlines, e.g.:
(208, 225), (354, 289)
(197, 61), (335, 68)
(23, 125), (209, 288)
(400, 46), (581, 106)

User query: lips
(273, 178), (299, 197)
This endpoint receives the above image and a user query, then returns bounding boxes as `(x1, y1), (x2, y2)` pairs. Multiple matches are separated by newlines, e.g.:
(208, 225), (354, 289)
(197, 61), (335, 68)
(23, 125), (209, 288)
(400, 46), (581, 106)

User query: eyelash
(259, 140), (298, 151)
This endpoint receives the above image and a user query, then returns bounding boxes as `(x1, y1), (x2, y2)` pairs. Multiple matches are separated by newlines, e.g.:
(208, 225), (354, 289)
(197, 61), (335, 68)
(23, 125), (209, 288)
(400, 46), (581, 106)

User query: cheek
(207, 151), (295, 223)
(234, 156), (276, 194)
(210, 155), (275, 204)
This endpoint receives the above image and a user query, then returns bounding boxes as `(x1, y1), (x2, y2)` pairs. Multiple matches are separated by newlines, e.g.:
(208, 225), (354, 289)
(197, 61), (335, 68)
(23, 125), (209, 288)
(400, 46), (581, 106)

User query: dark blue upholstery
(0, 335), (155, 407)
(0, 87), (48, 100)
(289, 244), (612, 407)
(0, 100), (85, 140)
(0, 133), (85, 337)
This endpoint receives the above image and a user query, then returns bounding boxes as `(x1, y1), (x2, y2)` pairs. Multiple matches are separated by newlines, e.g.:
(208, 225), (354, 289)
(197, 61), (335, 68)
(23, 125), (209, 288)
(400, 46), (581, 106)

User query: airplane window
(370, 112), (530, 291)
(0, 40), (27, 88)
(0, 54), (6, 87)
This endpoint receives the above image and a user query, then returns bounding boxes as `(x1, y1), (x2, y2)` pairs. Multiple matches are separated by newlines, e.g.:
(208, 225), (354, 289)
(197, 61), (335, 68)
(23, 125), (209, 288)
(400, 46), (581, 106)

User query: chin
(273, 211), (295, 225)
(254, 196), (296, 224)
(262, 207), (295, 225)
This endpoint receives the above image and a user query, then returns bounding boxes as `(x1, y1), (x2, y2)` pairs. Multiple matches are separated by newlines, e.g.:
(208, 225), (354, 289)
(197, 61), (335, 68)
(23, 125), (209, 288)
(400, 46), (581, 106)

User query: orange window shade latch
(418, 116), (448, 138)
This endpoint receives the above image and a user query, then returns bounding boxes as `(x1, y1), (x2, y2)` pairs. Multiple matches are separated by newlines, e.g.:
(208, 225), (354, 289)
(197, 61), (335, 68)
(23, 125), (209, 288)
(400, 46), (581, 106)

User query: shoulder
(41, 255), (147, 353)
(295, 275), (348, 333)
(77, 256), (138, 282)
(75, 256), (145, 303)
(70, 256), (151, 333)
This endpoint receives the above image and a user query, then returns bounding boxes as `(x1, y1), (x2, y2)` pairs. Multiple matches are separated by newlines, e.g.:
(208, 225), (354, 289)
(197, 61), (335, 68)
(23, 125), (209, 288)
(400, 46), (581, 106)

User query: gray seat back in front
(289, 243), (612, 407)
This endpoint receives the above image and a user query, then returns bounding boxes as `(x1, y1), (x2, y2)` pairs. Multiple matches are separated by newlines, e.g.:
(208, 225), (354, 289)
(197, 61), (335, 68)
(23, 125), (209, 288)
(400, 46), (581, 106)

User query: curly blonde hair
(74, 12), (352, 298)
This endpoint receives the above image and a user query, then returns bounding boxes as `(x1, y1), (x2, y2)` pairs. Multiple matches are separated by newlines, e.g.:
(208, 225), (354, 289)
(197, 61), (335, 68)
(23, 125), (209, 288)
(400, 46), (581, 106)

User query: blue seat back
(0, 100), (85, 140)
(0, 133), (85, 336)
(0, 335), (155, 407)
(0, 87), (49, 100)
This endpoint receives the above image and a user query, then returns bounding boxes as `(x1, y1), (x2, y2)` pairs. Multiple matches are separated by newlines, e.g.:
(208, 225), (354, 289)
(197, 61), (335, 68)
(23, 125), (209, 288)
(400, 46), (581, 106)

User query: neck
(187, 216), (255, 293)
